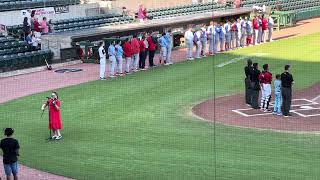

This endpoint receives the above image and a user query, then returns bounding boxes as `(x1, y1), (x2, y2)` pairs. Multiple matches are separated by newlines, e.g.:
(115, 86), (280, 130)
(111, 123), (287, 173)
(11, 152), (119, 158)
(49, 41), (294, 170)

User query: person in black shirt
(250, 63), (261, 109)
(244, 59), (253, 105)
(281, 65), (294, 117)
(0, 128), (20, 180)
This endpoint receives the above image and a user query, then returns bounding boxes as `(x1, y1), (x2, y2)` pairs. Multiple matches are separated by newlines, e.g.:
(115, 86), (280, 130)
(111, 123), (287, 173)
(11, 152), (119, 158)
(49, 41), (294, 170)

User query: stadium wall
(0, 3), (100, 26)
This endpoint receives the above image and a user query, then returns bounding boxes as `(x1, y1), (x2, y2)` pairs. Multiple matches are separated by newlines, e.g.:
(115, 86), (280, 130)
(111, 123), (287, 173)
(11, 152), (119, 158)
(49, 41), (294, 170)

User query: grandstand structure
(1, 0), (320, 73)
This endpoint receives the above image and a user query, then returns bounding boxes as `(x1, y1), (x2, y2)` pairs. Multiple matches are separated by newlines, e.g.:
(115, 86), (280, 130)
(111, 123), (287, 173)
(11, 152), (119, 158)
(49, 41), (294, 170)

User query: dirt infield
(192, 83), (320, 132)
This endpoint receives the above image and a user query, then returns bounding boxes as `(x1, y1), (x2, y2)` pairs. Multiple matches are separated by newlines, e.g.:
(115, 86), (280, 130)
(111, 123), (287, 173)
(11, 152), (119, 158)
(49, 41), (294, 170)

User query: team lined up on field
(97, 15), (274, 79)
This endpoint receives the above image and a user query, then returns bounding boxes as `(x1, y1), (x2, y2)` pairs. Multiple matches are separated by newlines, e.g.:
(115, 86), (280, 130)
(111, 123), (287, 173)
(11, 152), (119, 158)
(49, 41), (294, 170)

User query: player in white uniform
(184, 27), (194, 60)
(98, 41), (106, 80)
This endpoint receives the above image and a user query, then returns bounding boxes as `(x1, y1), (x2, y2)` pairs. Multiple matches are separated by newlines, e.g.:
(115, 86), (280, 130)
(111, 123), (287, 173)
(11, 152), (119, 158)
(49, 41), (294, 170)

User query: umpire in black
(244, 59), (253, 105)
(281, 65), (294, 117)
(250, 63), (261, 109)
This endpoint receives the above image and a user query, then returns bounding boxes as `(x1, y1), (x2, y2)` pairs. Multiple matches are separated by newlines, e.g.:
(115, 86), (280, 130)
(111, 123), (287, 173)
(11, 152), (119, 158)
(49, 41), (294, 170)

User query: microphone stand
(43, 97), (52, 140)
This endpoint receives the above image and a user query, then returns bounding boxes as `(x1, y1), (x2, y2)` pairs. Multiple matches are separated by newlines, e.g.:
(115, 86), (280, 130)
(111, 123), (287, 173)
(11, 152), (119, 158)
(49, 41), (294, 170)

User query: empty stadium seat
(0, 0), (81, 12)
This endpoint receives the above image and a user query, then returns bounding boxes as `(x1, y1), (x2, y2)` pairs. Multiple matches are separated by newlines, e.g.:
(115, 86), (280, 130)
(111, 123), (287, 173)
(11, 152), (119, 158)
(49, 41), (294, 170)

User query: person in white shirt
(207, 21), (215, 55)
(98, 41), (107, 80)
(184, 27), (194, 60)
(268, 16), (274, 42)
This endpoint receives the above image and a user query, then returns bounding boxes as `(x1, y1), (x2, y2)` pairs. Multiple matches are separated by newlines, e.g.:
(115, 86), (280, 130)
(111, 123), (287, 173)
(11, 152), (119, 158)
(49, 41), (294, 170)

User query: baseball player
(246, 18), (253, 46)
(184, 27), (194, 60)
(108, 41), (117, 78)
(123, 38), (132, 74)
(268, 16), (274, 42)
(236, 18), (241, 48)
(214, 23), (221, 53)
(252, 15), (259, 45)
(165, 30), (173, 64)
(115, 40), (124, 76)
(224, 20), (231, 51)
(98, 41), (106, 80)
(194, 29), (202, 59)
(258, 15), (263, 44)
(207, 21), (215, 55)
(220, 22), (225, 52)
(259, 64), (273, 112)
(131, 34), (140, 72)
(159, 33), (168, 63)
(200, 27), (207, 57)
(230, 20), (237, 49)
(240, 17), (247, 47)
(261, 14), (268, 43)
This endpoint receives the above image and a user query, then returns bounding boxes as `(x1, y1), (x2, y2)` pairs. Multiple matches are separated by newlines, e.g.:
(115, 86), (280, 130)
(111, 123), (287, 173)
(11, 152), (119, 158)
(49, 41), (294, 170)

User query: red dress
(48, 99), (62, 130)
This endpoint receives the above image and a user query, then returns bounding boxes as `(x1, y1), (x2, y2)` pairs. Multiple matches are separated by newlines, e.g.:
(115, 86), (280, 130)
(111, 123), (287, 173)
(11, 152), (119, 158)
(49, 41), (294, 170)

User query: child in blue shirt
(273, 74), (282, 115)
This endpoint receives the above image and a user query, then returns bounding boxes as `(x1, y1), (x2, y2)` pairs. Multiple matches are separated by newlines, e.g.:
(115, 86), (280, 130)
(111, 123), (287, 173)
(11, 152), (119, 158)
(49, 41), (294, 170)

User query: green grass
(1, 33), (320, 180)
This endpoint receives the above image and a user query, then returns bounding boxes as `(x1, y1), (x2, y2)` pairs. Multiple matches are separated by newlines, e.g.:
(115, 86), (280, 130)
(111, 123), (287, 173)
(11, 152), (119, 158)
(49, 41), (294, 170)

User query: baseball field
(1, 32), (320, 179)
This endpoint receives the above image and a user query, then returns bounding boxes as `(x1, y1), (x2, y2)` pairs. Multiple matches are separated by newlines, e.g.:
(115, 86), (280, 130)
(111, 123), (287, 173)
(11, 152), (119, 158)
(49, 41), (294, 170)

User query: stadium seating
(142, 2), (227, 20)
(51, 14), (135, 33)
(0, 0), (81, 12)
(242, 0), (320, 12)
(0, 35), (53, 72)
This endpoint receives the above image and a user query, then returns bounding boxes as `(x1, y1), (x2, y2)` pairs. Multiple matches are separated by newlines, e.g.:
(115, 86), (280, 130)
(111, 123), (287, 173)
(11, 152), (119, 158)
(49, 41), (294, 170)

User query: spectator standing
(147, 32), (157, 67)
(200, 27), (207, 57)
(244, 59), (253, 105)
(22, 17), (30, 40)
(268, 16), (274, 42)
(98, 41), (106, 80)
(207, 21), (215, 55)
(194, 29), (202, 58)
(261, 14), (268, 43)
(108, 41), (117, 78)
(41, 17), (49, 34)
(138, 5), (146, 22)
(281, 65), (294, 117)
(30, 13), (35, 31)
(184, 27), (194, 60)
(259, 64), (273, 112)
(139, 36), (146, 69)
(273, 74), (282, 115)
(33, 18), (41, 33)
(131, 35), (140, 72)
(115, 40), (124, 76)
(0, 128), (20, 180)
(250, 63), (261, 109)
(252, 16), (259, 45)
(165, 30), (173, 64)
(123, 38), (133, 74)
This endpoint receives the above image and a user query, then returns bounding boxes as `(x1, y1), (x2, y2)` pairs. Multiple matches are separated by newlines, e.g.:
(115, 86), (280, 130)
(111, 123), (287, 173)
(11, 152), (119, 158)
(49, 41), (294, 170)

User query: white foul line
(216, 56), (247, 68)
